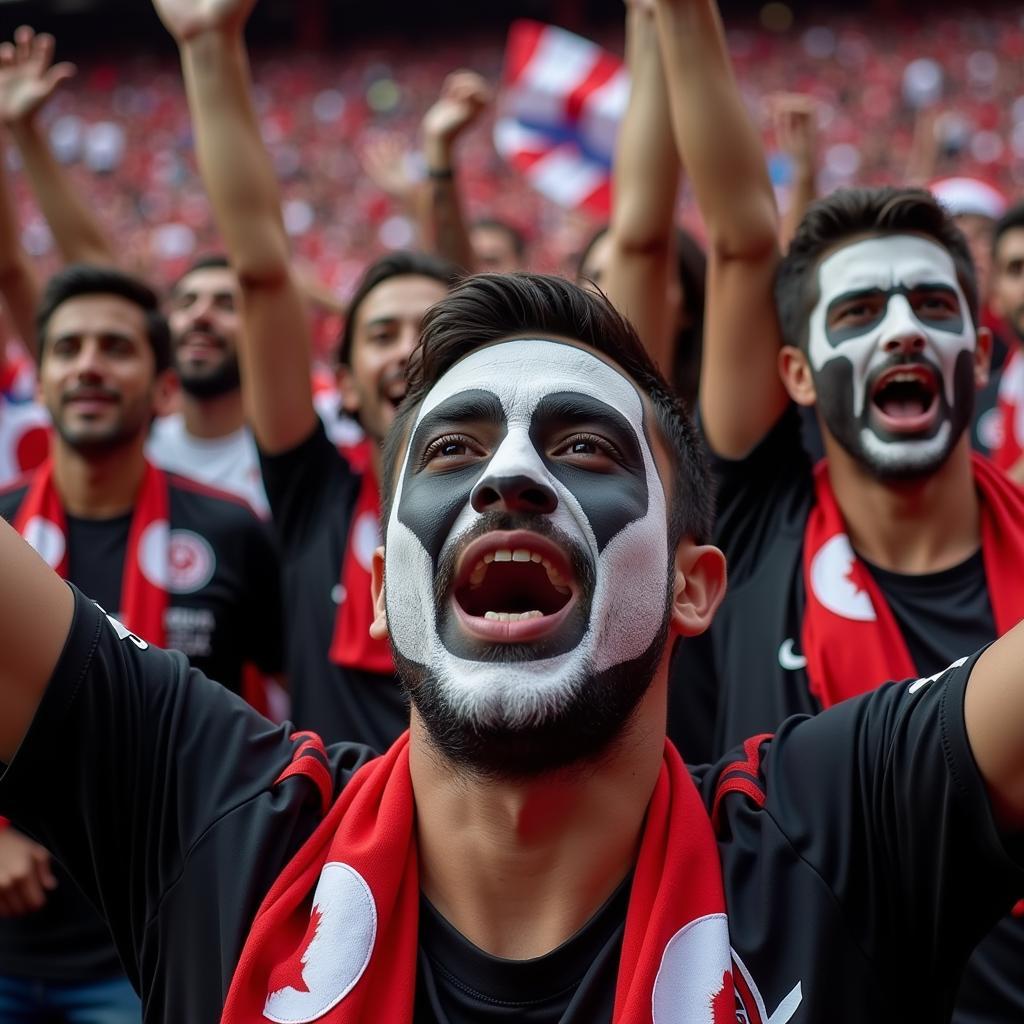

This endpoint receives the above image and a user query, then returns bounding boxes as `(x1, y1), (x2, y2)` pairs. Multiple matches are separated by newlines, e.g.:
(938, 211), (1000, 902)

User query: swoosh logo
(778, 639), (807, 671)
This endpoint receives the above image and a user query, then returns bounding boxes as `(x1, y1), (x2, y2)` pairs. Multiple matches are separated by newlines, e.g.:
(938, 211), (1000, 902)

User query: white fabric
(0, 394), (50, 489)
(147, 413), (270, 519)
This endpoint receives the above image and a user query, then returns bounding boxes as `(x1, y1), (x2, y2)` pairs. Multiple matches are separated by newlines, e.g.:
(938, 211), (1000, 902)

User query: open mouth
(869, 365), (939, 433)
(451, 530), (578, 642)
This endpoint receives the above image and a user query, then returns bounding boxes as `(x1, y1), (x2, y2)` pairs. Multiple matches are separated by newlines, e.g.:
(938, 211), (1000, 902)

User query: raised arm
(601, 0), (677, 378)
(0, 517), (74, 764)
(770, 93), (819, 252)
(417, 70), (491, 273)
(0, 132), (39, 352)
(151, 0), (316, 454)
(0, 27), (116, 269)
(965, 620), (1024, 831)
(655, 0), (787, 458)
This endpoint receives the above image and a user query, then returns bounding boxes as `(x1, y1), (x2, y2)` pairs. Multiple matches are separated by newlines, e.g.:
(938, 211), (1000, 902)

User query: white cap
(930, 176), (1008, 220)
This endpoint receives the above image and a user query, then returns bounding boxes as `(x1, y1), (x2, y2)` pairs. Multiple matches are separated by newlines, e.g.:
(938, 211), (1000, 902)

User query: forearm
(0, 516), (74, 765)
(418, 136), (475, 272)
(603, 5), (677, 373)
(655, 0), (776, 260)
(0, 137), (40, 351)
(178, 28), (315, 452)
(9, 118), (116, 267)
(779, 166), (816, 251)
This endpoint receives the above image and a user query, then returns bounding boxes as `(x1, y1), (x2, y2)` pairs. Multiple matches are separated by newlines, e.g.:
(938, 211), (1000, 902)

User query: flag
(494, 20), (629, 217)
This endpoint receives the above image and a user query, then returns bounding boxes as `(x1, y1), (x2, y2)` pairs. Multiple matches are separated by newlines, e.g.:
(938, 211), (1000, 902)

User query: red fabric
(993, 349), (1024, 473)
(802, 455), (1024, 708)
(328, 468), (394, 675)
(13, 460), (169, 646)
(223, 735), (734, 1023)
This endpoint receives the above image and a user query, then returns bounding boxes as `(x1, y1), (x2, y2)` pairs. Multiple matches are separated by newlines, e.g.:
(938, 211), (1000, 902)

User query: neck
(826, 436), (980, 573)
(410, 678), (666, 960)
(181, 389), (245, 439)
(52, 437), (148, 518)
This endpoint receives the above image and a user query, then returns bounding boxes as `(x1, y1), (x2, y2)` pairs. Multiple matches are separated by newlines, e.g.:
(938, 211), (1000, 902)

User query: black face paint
(823, 284), (965, 347)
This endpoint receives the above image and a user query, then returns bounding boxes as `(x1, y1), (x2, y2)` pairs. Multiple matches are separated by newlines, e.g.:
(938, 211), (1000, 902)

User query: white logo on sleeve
(778, 639), (808, 671)
(908, 656), (969, 694)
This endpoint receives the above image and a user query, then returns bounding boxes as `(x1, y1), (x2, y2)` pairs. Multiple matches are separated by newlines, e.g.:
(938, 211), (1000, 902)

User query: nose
(72, 340), (105, 379)
(880, 295), (927, 356)
(471, 473), (558, 516)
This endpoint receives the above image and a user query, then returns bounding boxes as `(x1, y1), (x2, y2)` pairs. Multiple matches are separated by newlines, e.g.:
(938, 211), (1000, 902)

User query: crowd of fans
(1, 0), (1024, 1022)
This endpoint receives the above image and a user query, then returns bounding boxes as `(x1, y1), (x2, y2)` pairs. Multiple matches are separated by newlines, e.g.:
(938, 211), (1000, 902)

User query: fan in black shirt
(1, 263), (1024, 1024)
(0, 265), (284, 1016)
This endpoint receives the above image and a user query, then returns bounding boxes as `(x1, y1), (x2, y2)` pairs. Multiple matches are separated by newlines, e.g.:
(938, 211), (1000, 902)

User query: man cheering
(0, 270), (1022, 1023)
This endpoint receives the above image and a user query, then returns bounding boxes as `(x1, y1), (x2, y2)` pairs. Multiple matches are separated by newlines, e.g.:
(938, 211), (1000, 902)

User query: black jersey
(259, 422), (407, 749)
(0, 591), (1020, 1023)
(0, 472), (284, 983)
(669, 403), (1020, 1023)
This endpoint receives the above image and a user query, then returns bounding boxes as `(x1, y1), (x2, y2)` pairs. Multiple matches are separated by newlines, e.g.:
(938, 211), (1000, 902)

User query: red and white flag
(494, 20), (629, 217)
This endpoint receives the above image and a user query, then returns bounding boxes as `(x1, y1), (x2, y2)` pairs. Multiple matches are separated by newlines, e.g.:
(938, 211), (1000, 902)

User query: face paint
(806, 234), (977, 478)
(384, 339), (671, 774)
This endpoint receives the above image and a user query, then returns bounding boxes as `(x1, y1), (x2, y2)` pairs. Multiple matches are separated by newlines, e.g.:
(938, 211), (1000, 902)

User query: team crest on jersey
(653, 914), (802, 1024)
(138, 523), (216, 593)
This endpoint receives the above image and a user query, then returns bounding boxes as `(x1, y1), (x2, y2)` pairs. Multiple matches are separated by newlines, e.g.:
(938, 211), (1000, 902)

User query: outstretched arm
(0, 132), (39, 353)
(417, 70), (491, 273)
(965, 620), (1024, 831)
(0, 517), (73, 764)
(770, 93), (818, 252)
(601, 0), (677, 379)
(655, 0), (787, 458)
(151, 0), (316, 454)
(0, 27), (116, 268)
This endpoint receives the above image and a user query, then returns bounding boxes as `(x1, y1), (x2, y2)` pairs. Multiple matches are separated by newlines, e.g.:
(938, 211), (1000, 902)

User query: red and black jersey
(0, 471), (284, 984)
(670, 403), (1019, 1023)
(259, 421), (407, 750)
(0, 591), (1020, 1023)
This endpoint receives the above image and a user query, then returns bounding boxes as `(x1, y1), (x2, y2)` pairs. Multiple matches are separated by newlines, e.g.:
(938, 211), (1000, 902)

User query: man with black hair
(0, 266), (1023, 1022)
(0, 263), (284, 1023)
(146, 254), (273, 516)
(654, 0), (1024, 1018)
(160, 0), (460, 749)
(988, 202), (1024, 484)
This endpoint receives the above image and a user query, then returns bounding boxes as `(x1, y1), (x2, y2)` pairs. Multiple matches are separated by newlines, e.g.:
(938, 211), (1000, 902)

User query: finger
(32, 32), (55, 70)
(0, 43), (15, 69)
(13, 25), (33, 65)
(32, 849), (57, 890)
(44, 63), (76, 94)
(15, 872), (46, 913)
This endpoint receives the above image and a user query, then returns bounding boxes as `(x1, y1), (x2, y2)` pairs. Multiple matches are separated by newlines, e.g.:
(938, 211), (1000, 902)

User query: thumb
(31, 847), (57, 890)
(43, 62), (76, 95)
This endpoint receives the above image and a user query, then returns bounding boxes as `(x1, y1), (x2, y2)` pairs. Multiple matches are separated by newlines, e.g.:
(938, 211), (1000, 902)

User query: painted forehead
(413, 338), (647, 429)
(815, 234), (963, 299)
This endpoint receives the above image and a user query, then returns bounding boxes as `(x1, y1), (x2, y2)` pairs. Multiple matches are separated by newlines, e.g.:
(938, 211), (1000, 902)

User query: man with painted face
(0, 272), (1023, 1023)
(654, 1), (1024, 1018)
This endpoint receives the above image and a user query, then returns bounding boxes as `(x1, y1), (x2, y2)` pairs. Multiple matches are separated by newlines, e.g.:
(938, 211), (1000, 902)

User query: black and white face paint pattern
(385, 339), (669, 730)
(807, 234), (977, 477)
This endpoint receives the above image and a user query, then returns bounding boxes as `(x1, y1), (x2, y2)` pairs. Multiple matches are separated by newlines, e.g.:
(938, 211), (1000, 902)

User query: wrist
(423, 134), (455, 174)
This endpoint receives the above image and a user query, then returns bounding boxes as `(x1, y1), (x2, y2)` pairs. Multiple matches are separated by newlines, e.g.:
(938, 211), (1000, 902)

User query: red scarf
(14, 459), (169, 646)
(328, 459), (394, 676)
(993, 348), (1024, 474)
(802, 454), (1024, 708)
(223, 734), (735, 1023)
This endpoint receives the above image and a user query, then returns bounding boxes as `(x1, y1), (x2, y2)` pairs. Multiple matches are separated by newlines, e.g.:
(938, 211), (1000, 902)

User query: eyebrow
(409, 391), (506, 454)
(826, 281), (958, 310)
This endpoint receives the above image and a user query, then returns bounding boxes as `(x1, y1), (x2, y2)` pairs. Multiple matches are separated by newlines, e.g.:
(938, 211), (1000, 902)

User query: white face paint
(806, 233), (977, 475)
(384, 339), (669, 730)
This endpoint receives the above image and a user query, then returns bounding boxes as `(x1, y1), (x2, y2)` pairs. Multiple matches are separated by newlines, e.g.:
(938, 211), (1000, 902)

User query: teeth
(512, 549), (531, 562)
(483, 610), (544, 622)
(464, 547), (574, 596)
(469, 562), (487, 587)
(530, 552), (542, 562)
(493, 549), (512, 562)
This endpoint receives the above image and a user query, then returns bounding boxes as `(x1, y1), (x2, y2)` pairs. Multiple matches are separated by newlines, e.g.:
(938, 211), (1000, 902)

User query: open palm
(0, 27), (75, 125)
(150, 0), (257, 42)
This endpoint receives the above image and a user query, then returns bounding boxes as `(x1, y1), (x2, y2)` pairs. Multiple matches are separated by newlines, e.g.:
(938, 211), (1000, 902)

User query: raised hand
(359, 131), (419, 204)
(149, 0), (257, 43)
(0, 825), (57, 917)
(768, 92), (819, 174)
(422, 71), (493, 150)
(0, 27), (75, 126)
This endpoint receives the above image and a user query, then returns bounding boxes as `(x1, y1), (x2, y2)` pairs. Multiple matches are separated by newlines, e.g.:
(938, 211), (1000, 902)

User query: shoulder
(166, 471), (262, 525)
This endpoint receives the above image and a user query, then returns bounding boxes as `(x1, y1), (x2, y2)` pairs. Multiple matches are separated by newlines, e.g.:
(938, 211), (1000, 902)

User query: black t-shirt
(668, 404), (1019, 1023)
(0, 473), (284, 983)
(260, 422), (407, 750)
(0, 591), (1020, 1022)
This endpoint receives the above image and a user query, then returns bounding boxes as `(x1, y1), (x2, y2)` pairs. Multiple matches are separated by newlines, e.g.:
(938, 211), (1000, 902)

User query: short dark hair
(776, 187), (979, 352)
(36, 264), (172, 374)
(336, 251), (462, 366)
(992, 202), (1024, 260)
(381, 273), (713, 547)
(470, 218), (527, 262)
(170, 253), (232, 293)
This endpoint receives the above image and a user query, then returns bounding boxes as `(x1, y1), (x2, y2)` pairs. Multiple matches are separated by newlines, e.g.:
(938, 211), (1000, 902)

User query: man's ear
(973, 326), (993, 390)
(670, 540), (727, 638)
(152, 369), (180, 418)
(369, 545), (389, 640)
(779, 345), (817, 407)
(336, 363), (361, 416)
